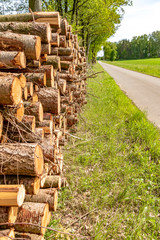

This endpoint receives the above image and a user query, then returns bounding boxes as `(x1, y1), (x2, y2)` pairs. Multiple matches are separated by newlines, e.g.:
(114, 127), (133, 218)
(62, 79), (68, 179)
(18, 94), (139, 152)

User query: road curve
(99, 61), (160, 128)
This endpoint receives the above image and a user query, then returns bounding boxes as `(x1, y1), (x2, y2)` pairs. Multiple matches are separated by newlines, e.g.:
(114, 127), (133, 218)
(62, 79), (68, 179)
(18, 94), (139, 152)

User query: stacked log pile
(0, 11), (87, 239)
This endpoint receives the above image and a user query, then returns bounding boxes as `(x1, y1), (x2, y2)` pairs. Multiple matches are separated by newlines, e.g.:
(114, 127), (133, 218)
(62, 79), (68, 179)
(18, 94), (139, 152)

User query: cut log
(58, 79), (66, 94)
(15, 202), (50, 235)
(24, 73), (46, 86)
(60, 61), (72, 70)
(0, 143), (44, 176)
(58, 73), (76, 82)
(27, 60), (41, 68)
(32, 92), (39, 103)
(46, 55), (61, 70)
(0, 12), (60, 27)
(23, 86), (28, 100)
(43, 113), (53, 121)
(25, 188), (58, 211)
(0, 72), (26, 88)
(60, 19), (68, 36)
(0, 207), (18, 224)
(60, 55), (74, 62)
(15, 232), (44, 240)
(14, 100), (24, 122)
(0, 113), (3, 140)
(0, 51), (26, 69)
(42, 175), (61, 189)
(26, 82), (34, 97)
(0, 185), (25, 207)
(0, 229), (15, 239)
(58, 47), (73, 56)
(0, 75), (22, 105)
(0, 32), (41, 60)
(51, 47), (58, 55)
(24, 102), (43, 122)
(59, 35), (67, 48)
(50, 33), (59, 47)
(36, 120), (53, 135)
(41, 43), (51, 55)
(42, 143), (55, 163)
(0, 176), (40, 195)
(0, 22), (51, 43)
(37, 88), (60, 115)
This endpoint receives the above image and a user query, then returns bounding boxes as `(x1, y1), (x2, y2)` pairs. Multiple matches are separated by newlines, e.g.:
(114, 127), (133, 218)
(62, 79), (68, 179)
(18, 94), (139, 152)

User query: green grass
(46, 63), (160, 240)
(103, 58), (160, 78)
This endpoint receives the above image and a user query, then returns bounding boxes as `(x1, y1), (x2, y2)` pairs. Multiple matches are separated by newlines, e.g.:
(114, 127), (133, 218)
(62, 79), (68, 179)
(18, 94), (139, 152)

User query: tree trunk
(46, 56), (61, 70)
(0, 185), (25, 207)
(50, 33), (59, 47)
(0, 143), (43, 176)
(60, 55), (74, 62)
(59, 36), (67, 48)
(42, 175), (61, 189)
(0, 75), (22, 105)
(0, 113), (3, 140)
(60, 61), (72, 70)
(0, 12), (60, 27)
(58, 47), (73, 56)
(0, 32), (41, 60)
(24, 72), (46, 86)
(65, 0), (68, 13)
(60, 19), (68, 36)
(15, 202), (49, 235)
(0, 51), (26, 69)
(0, 207), (18, 224)
(37, 88), (60, 115)
(25, 188), (58, 211)
(29, 0), (42, 12)
(0, 176), (40, 195)
(0, 22), (51, 43)
(41, 43), (51, 54)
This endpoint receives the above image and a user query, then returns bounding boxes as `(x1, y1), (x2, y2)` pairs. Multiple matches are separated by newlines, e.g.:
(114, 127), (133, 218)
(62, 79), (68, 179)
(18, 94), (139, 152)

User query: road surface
(99, 61), (160, 128)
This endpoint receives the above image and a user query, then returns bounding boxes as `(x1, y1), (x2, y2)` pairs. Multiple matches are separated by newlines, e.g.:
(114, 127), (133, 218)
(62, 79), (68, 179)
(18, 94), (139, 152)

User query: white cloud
(109, 0), (160, 42)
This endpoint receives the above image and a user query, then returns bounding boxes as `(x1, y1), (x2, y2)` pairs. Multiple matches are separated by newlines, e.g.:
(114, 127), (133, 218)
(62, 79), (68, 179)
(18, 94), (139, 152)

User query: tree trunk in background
(65, 0), (68, 13)
(71, 0), (77, 23)
(55, 0), (63, 16)
(29, 0), (42, 12)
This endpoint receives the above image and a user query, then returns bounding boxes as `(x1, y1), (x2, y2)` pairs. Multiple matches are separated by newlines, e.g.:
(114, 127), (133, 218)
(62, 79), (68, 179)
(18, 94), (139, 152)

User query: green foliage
(116, 31), (160, 60)
(103, 58), (160, 78)
(46, 63), (160, 239)
(104, 41), (117, 61)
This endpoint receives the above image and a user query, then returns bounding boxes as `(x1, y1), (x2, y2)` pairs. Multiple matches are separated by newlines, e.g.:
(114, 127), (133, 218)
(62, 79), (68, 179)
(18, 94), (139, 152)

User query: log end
(33, 177), (40, 195)
(11, 76), (22, 105)
(8, 207), (18, 223)
(16, 100), (24, 122)
(41, 203), (50, 235)
(39, 102), (43, 122)
(34, 144), (44, 176)
(35, 36), (41, 61)
(0, 113), (3, 140)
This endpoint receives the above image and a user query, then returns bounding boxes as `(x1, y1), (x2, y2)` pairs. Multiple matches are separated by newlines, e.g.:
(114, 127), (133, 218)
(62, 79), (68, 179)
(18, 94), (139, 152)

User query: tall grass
(46, 63), (160, 240)
(103, 58), (160, 78)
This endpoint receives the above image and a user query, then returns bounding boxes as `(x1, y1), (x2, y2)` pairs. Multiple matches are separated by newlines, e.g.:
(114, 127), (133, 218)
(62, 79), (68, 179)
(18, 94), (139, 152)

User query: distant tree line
(103, 31), (160, 61)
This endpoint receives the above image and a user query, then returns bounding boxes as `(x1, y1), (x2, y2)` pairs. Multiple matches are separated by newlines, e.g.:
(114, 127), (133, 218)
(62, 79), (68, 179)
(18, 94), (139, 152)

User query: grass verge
(45, 63), (160, 240)
(103, 58), (160, 78)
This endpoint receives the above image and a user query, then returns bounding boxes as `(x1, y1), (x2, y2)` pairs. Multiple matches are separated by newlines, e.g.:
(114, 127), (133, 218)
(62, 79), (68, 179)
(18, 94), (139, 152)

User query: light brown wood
(50, 33), (59, 47)
(0, 176), (40, 195)
(0, 72), (26, 88)
(24, 102), (43, 122)
(0, 143), (44, 176)
(15, 232), (44, 240)
(0, 32), (41, 60)
(0, 206), (18, 224)
(60, 19), (68, 36)
(37, 88), (60, 115)
(0, 51), (26, 69)
(60, 61), (72, 70)
(25, 188), (58, 211)
(0, 229), (15, 239)
(41, 43), (51, 55)
(15, 202), (50, 235)
(26, 81), (34, 97)
(46, 55), (61, 70)
(27, 60), (41, 68)
(58, 47), (73, 56)
(0, 75), (22, 105)
(0, 185), (25, 207)
(58, 79), (66, 94)
(0, 12), (60, 27)
(60, 55), (74, 62)
(59, 35), (67, 48)
(23, 86), (28, 100)
(36, 120), (53, 135)
(42, 175), (61, 189)
(0, 22), (51, 43)
(24, 72), (46, 86)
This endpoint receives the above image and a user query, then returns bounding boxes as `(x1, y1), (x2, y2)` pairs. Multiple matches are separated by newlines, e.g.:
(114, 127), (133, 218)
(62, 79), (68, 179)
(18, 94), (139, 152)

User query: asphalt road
(99, 61), (160, 128)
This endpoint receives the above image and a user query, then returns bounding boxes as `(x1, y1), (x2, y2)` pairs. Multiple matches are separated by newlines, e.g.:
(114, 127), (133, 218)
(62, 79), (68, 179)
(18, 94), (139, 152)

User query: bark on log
(0, 143), (44, 176)
(46, 56), (61, 70)
(0, 176), (40, 195)
(0, 229), (15, 239)
(27, 60), (41, 68)
(60, 19), (68, 36)
(60, 55), (74, 62)
(0, 12), (60, 27)
(26, 82), (34, 97)
(25, 188), (58, 211)
(0, 185), (25, 207)
(36, 120), (53, 135)
(0, 51), (26, 69)
(37, 88), (60, 115)
(42, 143), (55, 163)
(24, 72), (46, 86)
(15, 232), (44, 240)
(41, 43), (51, 55)
(15, 202), (50, 235)
(0, 22), (51, 43)
(50, 33), (59, 47)
(0, 32), (41, 60)
(58, 47), (73, 56)
(43, 113), (53, 121)
(0, 207), (18, 224)
(24, 102), (43, 122)
(58, 73), (76, 82)
(59, 35), (67, 48)
(50, 47), (58, 55)
(58, 79), (66, 94)
(42, 175), (61, 189)
(0, 72), (26, 88)
(0, 113), (3, 140)
(60, 61), (72, 70)
(0, 75), (22, 105)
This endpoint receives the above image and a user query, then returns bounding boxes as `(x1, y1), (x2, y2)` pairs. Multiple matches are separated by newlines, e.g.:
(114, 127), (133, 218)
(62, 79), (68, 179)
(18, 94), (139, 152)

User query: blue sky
(109, 0), (160, 42)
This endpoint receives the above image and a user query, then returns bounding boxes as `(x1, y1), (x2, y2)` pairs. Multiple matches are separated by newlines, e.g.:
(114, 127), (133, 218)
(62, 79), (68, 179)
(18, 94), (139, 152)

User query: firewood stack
(0, 11), (87, 239)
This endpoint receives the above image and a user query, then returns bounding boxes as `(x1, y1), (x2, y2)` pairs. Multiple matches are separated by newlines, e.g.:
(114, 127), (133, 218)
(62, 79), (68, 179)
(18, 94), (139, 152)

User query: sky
(98, 0), (160, 56)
